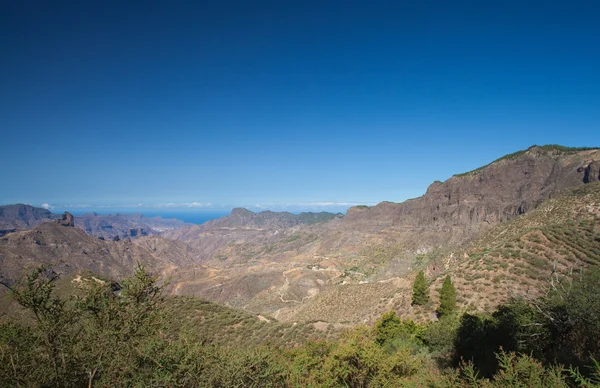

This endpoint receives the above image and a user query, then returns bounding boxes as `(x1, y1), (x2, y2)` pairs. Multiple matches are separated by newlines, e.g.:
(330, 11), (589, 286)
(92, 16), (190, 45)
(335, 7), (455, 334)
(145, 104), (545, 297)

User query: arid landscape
(3, 2), (599, 385)
(2, 145), (599, 325)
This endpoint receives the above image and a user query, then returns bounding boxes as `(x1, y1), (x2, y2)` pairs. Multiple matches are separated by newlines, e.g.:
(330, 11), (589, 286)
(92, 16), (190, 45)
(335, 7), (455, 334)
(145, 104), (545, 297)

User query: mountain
(0, 205), (190, 239)
(163, 209), (340, 260)
(75, 212), (189, 239)
(162, 145), (600, 322)
(0, 213), (197, 290)
(1, 145), (599, 326)
(0, 204), (57, 236)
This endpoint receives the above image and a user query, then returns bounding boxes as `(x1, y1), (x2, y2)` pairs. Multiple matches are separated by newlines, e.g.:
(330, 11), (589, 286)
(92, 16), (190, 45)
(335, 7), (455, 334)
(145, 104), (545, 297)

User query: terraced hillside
(436, 182), (600, 312)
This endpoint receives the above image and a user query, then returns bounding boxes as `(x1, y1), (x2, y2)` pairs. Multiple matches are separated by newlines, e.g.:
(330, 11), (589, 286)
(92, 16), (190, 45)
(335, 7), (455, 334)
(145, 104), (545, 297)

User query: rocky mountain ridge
(161, 145), (600, 321)
(0, 205), (190, 239)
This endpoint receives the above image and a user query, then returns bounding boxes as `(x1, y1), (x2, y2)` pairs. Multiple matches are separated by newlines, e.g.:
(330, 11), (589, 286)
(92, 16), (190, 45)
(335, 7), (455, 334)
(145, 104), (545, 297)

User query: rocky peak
(57, 212), (75, 227)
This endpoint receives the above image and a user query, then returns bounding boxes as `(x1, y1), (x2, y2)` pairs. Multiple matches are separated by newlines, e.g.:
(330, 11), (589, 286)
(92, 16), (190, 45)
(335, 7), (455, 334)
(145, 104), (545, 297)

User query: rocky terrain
(75, 212), (189, 240)
(1, 145), (599, 326)
(0, 204), (58, 236)
(0, 213), (196, 290)
(160, 146), (600, 322)
(0, 204), (189, 240)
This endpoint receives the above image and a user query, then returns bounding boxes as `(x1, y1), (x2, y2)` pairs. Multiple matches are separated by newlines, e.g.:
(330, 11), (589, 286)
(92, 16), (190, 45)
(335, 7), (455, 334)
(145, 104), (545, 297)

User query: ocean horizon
(56, 209), (230, 225)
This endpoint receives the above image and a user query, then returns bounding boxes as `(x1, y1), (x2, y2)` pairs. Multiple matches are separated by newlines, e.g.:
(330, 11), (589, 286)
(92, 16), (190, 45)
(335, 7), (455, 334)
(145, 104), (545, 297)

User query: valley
(2, 145), (599, 326)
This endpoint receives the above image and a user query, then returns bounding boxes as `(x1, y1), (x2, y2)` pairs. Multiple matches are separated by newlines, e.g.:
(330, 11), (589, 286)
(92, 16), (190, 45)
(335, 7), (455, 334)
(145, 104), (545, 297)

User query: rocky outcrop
(584, 161), (600, 183)
(58, 212), (75, 227)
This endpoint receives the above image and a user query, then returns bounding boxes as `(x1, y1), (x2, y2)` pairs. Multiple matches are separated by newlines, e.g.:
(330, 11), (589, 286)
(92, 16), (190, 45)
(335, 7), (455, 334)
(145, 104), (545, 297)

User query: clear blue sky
(1, 1), (599, 213)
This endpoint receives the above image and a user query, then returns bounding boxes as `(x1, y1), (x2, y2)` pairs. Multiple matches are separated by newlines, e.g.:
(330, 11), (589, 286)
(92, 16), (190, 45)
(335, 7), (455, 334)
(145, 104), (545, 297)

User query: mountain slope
(0, 204), (56, 236)
(0, 216), (197, 289)
(157, 146), (600, 323)
(438, 181), (600, 312)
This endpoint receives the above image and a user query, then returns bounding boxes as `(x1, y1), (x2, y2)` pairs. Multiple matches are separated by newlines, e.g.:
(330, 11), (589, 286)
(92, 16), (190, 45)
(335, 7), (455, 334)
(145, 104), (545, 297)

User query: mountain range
(1, 145), (599, 326)
(0, 207), (189, 239)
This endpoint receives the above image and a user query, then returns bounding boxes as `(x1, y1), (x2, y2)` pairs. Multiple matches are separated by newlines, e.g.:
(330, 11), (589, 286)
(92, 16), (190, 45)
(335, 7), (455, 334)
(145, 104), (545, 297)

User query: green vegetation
(438, 275), (457, 317)
(2, 265), (600, 386)
(412, 270), (429, 306)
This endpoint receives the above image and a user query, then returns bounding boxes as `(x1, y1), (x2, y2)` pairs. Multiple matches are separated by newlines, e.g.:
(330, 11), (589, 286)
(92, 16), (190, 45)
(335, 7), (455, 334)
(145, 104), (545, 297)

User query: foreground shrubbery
(1, 266), (599, 387)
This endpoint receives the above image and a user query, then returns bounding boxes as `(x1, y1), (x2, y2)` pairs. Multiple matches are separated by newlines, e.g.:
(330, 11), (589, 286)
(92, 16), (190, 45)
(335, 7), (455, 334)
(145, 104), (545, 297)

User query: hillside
(0, 214), (196, 290)
(159, 145), (600, 323)
(439, 182), (600, 312)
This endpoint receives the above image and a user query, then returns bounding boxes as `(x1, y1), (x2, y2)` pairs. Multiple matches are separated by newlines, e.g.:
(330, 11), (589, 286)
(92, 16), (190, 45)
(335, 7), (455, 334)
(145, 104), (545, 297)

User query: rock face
(346, 146), (599, 229)
(584, 161), (600, 183)
(58, 212), (75, 227)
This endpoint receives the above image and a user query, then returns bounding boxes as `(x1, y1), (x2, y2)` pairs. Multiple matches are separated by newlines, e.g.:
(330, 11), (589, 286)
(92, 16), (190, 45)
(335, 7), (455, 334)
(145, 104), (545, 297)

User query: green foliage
(374, 311), (426, 348)
(424, 314), (459, 356)
(438, 275), (457, 317)
(3, 265), (600, 386)
(412, 270), (429, 306)
(7, 266), (82, 386)
(488, 351), (566, 388)
(321, 326), (425, 387)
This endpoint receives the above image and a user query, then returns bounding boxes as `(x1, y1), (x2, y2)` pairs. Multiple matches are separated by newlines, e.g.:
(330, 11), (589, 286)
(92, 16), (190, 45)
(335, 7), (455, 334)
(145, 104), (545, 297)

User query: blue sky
(1, 1), (599, 214)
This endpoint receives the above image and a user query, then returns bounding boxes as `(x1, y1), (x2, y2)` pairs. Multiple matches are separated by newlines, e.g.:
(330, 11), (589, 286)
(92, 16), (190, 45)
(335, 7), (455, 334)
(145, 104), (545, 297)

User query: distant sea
(139, 212), (229, 224)
(63, 210), (229, 225)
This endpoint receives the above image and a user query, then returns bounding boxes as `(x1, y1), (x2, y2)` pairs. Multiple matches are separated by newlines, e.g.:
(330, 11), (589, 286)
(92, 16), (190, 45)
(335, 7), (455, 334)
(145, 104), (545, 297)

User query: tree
(438, 275), (457, 317)
(412, 271), (429, 306)
(375, 311), (403, 345)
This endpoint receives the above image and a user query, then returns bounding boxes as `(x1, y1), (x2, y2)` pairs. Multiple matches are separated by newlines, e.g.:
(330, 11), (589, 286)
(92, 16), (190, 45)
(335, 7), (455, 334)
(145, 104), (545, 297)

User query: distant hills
(0, 204), (57, 236)
(1, 144), (599, 326)
(0, 205), (189, 239)
(75, 212), (188, 239)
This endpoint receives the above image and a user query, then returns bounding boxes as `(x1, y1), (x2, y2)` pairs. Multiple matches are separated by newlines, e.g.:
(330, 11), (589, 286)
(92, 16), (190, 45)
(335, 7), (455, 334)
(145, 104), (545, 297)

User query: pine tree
(412, 270), (429, 306)
(438, 275), (457, 317)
